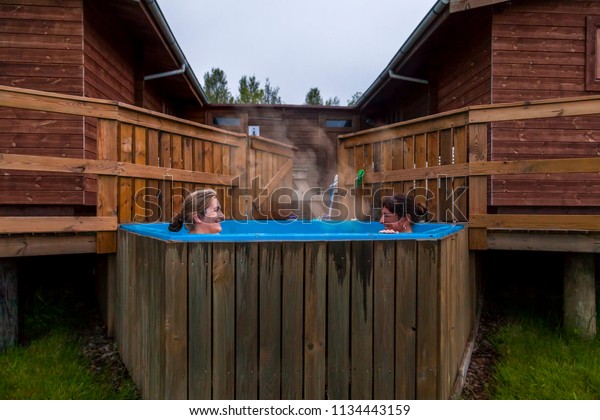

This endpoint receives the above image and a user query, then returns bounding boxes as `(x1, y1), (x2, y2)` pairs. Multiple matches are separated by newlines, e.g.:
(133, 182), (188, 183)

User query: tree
(347, 91), (363, 107)
(325, 96), (340, 106)
(264, 78), (282, 104)
(305, 87), (323, 105)
(202, 67), (233, 103)
(236, 75), (264, 104)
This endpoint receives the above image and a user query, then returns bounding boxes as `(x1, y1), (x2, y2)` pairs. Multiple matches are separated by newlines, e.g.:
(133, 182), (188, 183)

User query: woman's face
(195, 197), (225, 234)
(380, 206), (411, 232)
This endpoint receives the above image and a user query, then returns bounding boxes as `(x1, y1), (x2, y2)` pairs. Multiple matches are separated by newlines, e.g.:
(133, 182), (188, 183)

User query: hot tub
(115, 220), (473, 401)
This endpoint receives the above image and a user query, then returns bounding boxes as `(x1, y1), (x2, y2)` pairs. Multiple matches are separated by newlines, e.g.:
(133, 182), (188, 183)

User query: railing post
(468, 122), (488, 250)
(97, 118), (119, 253)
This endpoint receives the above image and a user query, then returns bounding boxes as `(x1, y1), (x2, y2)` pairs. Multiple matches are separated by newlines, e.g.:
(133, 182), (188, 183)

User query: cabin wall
(187, 106), (358, 190)
(0, 0), (87, 209)
(490, 0), (600, 208)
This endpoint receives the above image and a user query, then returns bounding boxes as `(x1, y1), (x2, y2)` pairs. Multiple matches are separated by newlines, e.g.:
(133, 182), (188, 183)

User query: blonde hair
(168, 189), (218, 232)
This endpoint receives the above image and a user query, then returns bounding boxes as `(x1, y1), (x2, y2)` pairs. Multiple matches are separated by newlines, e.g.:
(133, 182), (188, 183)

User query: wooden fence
(0, 86), (294, 255)
(116, 227), (471, 400)
(338, 95), (600, 250)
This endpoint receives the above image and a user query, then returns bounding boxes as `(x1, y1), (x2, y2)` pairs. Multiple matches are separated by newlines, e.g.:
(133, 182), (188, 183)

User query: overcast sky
(157, 0), (438, 105)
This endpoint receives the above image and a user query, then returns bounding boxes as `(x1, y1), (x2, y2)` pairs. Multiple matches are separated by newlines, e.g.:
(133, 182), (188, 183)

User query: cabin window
(213, 116), (241, 126)
(325, 119), (353, 128)
(586, 16), (600, 91)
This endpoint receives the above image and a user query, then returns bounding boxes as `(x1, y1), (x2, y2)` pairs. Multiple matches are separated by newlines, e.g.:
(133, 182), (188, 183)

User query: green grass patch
(0, 275), (139, 400)
(490, 317), (600, 400)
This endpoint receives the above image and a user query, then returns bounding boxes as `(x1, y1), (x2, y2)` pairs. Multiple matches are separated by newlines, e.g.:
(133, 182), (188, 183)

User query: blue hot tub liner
(120, 220), (463, 242)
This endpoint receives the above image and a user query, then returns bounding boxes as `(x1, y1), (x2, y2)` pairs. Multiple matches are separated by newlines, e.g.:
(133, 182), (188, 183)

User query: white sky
(157, 0), (439, 105)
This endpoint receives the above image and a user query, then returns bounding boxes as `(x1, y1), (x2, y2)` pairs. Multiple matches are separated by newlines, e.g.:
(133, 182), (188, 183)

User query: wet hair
(381, 194), (427, 223)
(168, 188), (218, 232)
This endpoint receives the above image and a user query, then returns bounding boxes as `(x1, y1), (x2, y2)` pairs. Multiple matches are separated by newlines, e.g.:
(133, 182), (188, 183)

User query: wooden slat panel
(453, 126), (468, 222)
(159, 132), (172, 223)
(0, 234), (95, 257)
(212, 242), (235, 400)
(0, 216), (116, 233)
(373, 241), (395, 399)
(281, 242), (304, 399)
(146, 129), (160, 222)
(416, 241), (439, 400)
(403, 136), (414, 194)
(259, 242), (282, 399)
(426, 132), (440, 222)
(147, 236), (164, 399)
(439, 129), (453, 222)
(438, 237), (451, 400)
(188, 243), (212, 399)
(164, 242), (188, 399)
(171, 134), (184, 217)
(182, 137), (193, 195)
(395, 241), (417, 399)
(468, 123), (489, 249)
(470, 214), (600, 230)
(235, 243), (259, 399)
(304, 242), (326, 400)
(350, 241), (373, 399)
(327, 241), (351, 400)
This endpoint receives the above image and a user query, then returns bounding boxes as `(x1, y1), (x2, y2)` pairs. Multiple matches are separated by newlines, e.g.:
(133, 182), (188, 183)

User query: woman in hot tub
(379, 193), (427, 234)
(168, 188), (225, 234)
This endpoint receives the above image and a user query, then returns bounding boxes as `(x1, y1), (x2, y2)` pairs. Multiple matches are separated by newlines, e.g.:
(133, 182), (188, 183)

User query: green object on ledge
(355, 169), (365, 187)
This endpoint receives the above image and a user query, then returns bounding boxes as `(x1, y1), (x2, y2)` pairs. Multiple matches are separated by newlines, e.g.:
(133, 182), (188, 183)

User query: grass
(0, 256), (139, 400)
(489, 317), (600, 399)
(484, 250), (600, 400)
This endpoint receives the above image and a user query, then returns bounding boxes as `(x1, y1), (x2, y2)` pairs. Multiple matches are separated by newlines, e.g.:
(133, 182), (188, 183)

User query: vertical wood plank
(304, 242), (327, 399)
(259, 243), (282, 399)
(426, 132), (440, 222)
(281, 242), (304, 399)
(403, 136), (414, 194)
(327, 241), (350, 400)
(147, 129), (160, 222)
(171, 134), (184, 217)
(96, 119), (118, 253)
(351, 241), (373, 399)
(236, 242), (259, 399)
(118, 123), (134, 223)
(188, 243), (212, 399)
(468, 123), (489, 249)
(0, 259), (18, 351)
(159, 132), (172, 222)
(374, 240), (395, 399)
(414, 133), (427, 208)
(416, 240), (439, 400)
(128, 233), (140, 388)
(392, 138), (404, 196)
(147, 237), (164, 399)
(133, 126), (147, 222)
(453, 126), (468, 222)
(135, 235), (150, 398)
(439, 129), (453, 222)
(395, 241), (417, 399)
(212, 242), (235, 399)
(438, 237), (451, 399)
(164, 242), (188, 399)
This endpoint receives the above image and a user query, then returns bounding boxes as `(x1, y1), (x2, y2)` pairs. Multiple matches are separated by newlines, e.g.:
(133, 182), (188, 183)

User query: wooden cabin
(1, 0), (599, 398)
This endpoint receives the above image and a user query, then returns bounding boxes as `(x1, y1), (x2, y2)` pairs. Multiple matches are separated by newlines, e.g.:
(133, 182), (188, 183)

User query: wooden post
(468, 123), (488, 250)
(0, 259), (18, 351)
(564, 253), (596, 339)
(97, 119), (118, 253)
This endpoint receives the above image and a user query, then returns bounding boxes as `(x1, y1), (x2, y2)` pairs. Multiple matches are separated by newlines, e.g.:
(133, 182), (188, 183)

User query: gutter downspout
(142, 0), (209, 105)
(144, 63), (186, 81)
(355, 0), (449, 109)
(388, 69), (428, 85)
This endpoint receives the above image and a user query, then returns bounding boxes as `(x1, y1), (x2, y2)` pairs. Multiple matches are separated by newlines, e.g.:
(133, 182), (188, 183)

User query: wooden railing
(339, 95), (600, 250)
(0, 86), (294, 254)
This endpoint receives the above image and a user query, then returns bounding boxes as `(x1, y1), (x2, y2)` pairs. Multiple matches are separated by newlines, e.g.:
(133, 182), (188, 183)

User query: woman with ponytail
(168, 188), (225, 234)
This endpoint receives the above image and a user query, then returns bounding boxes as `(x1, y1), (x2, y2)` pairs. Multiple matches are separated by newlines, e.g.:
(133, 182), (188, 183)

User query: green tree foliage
(236, 75), (264, 104)
(325, 96), (341, 106)
(202, 67), (233, 103)
(305, 87), (323, 105)
(347, 91), (363, 106)
(264, 78), (282, 104)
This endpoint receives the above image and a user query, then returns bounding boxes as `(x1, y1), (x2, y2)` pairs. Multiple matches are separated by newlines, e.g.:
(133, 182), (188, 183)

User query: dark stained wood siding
(436, 30), (492, 112)
(490, 0), (600, 208)
(0, 0), (86, 207)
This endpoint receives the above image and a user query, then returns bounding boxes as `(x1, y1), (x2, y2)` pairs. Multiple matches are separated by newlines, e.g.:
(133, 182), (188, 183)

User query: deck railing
(338, 95), (600, 249)
(0, 86), (294, 254)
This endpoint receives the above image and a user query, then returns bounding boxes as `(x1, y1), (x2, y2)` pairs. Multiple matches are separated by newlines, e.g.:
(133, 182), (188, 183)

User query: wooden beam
(340, 112), (468, 148)
(486, 231), (600, 253)
(0, 153), (238, 186)
(469, 215), (600, 231)
(251, 137), (295, 158)
(364, 163), (469, 185)
(449, 0), (509, 13)
(0, 217), (117, 234)
(468, 124), (488, 250)
(0, 235), (96, 257)
(97, 119), (119, 254)
(470, 157), (600, 176)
